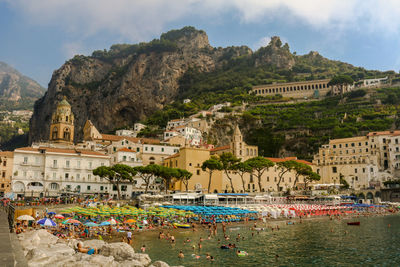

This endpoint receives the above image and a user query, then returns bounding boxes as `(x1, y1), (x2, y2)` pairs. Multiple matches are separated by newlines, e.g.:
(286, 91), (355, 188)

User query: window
(151, 147), (154, 152)
(189, 163), (192, 166)
(136, 147), (140, 152)
(87, 185), (91, 191)
(52, 127), (58, 139)
(196, 170), (200, 175)
(66, 160), (70, 168)
(23, 157), (28, 164)
(89, 162), (92, 169)
(35, 157), (40, 165)
(23, 171), (27, 177)
(2, 172), (5, 178)
(53, 172), (56, 179)
(53, 160), (57, 167)
(2, 161), (6, 166)
(76, 174), (80, 180)
(121, 185), (127, 191)
(88, 174), (91, 180)
(123, 156), (127, 161)
(332, 167), (337, 173)
(100, 186), (104, 191)
(274, 177), (277, 182)
(77, 161), (81, 168)
(145, 147), (148, 151)
(66, 185), (71, 190)
(161, 148), (164, 152)
(333, 145), (336, 148)
(267, 176), (269, 182)
(250, 174), (254, 183)
(355, 168), (357, 173)
(351, 143), (355, 147)
(363, 168), (365, 173)
(65, 173), (69, 179)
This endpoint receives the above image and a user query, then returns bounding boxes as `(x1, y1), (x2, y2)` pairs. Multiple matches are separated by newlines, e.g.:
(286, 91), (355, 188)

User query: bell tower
(231, 124), (243, 158)
(49, 97), (74, 144)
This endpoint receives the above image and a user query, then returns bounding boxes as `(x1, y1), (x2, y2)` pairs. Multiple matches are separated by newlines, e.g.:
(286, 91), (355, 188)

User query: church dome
(58, 97), (71, 107)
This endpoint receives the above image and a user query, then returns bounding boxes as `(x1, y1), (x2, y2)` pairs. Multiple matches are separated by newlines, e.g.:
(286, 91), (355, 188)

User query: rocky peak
(160, 26), (210, 51)
(268, 36), (283, 48)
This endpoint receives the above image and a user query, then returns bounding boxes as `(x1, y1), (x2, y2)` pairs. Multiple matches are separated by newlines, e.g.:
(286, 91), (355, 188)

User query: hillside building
(0, 151), (13, 197)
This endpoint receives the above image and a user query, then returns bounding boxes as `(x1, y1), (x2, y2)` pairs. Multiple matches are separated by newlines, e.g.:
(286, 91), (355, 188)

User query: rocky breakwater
(18, 230), (181, 267)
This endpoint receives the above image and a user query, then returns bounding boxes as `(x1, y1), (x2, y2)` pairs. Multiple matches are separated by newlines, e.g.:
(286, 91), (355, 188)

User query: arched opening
(13, 181), (25, 192)
(366, 192), (374, 199)
(358, 193), (365, 199)
(63, 127), (71, 141)
(27, 182), (44, 191)
(66, 116), (69, 122)
(52, 127), (58, 140)
(375, 191), (381, 198)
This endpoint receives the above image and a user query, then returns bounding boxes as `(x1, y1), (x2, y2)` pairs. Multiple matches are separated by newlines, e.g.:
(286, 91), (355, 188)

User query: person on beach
(77, 242), (98, 255)
(127, 230), (132, 244)
(170, 235), (175, 243)
(141, 245), (146, 253)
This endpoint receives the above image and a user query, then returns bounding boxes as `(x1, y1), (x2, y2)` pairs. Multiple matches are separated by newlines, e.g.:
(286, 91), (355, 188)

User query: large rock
(129, 253), (152, 266)
(100, 242), (135, 261)
(83, 239), (107, 250)
(19, 229), (59, 251)
(64, 254), (118, 267)
(119, 260), (146, 267)
(150, 261), (170, 267)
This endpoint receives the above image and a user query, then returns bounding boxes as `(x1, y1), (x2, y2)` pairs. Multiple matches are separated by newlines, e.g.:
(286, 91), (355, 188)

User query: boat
(347, 222), (360, 226)
(173, 223), (191, 228)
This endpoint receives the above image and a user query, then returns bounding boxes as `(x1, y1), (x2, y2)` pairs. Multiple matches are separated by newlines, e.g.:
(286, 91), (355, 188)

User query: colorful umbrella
(54, 214), (65, 219)
(17, 215), (35, 221)
(100, 221), (111, 226)
(84, 222), (99, 227)
(37, 218), (57, 226)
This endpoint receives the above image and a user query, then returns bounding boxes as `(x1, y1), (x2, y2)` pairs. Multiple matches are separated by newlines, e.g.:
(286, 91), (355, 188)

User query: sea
(130, 214), (400, 267)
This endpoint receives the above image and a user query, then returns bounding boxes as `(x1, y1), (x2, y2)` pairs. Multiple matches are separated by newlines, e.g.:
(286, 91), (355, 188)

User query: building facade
(0, 151), (13, 196)
(12, 147), (111, 198)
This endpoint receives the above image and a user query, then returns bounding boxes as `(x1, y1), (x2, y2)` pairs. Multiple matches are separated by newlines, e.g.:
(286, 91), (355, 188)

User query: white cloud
(3, 0), (400, 43)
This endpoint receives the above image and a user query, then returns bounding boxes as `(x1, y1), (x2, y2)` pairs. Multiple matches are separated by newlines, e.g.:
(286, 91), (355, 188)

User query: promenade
(0, 211), (27, 267)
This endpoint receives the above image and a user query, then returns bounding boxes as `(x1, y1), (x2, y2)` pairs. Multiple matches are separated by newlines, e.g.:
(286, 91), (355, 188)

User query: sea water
(131, 214), (400, 266)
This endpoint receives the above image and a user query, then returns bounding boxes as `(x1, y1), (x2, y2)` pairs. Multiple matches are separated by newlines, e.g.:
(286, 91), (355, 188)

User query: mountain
(0, 61), (46, 110)
(29, 26), (392, 148)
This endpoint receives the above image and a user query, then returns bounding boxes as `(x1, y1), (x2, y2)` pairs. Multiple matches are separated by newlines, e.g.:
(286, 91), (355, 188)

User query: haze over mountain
(0, 61), (46, 110)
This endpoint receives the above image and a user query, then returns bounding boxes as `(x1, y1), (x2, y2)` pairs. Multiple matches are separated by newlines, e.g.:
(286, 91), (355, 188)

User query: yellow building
(211, 125), (258, 161)
(49, 97), (74, 144)
(0, 151), (13, 196)
(313, 136), (378, 189)
(164, 147), (222, 193)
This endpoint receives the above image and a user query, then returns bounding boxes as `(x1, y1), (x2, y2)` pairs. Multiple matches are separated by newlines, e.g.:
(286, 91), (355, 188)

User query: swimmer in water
(178, 250), (184, 259)
(141, 245), (146, 253)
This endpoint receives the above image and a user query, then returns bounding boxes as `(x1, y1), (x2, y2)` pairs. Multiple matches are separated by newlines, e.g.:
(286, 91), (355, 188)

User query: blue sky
(1, 0), (400, 87)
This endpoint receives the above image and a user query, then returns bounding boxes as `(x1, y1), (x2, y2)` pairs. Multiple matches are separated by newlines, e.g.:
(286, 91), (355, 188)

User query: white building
(134, 123), (146, 132)
(110, 148), (142, 167)
(183, 99), (191, 104)
(362, 77), (388, 88)
(12, 147), (111, 198)
(166, 119), (186, 130)
(116, 129), (137, 137)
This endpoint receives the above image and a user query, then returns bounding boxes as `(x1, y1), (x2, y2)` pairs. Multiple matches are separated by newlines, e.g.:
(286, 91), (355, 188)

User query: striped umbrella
(37, 218), (57, 226)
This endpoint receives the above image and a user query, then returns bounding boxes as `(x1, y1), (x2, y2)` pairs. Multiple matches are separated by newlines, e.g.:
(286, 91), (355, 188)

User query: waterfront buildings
(313, 130), (400, 189)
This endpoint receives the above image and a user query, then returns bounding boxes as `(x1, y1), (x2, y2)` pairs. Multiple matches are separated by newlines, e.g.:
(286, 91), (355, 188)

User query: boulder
(83, 239), (107, 250)
(119, 260), (146, 267)
(150, 261), (170, 267)
(129, 253), (152, 266)
(100, 242), (135, 261)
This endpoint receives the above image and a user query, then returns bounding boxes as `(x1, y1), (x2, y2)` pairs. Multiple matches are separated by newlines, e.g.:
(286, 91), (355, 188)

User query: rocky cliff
(0, 61), (45, 108)
(30, 27), (294, 143)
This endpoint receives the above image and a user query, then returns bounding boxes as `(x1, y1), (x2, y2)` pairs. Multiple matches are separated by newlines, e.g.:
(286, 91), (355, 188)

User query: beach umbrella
(125, 219), (136, 224)
(100, 221), (111, 226)
(17, 215), (35, 221)
(37, 218), (57, 227)
(54, 214), (65, 219)
(84, 222), (99, 227)
(47, 212), (56, 215)
(107, 218), (118, 225)
(63, 219), (81, 224)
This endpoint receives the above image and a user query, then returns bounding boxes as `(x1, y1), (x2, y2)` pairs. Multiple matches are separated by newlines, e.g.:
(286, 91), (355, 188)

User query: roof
(367, 130), (400, 137)
(252, 79), (330, 90)
(169, 119), (184, 122)
(15, 147), (109, 157)
(118, 148), (137, 153)
(210, 145), (230, 152)
(0, 151), (13, 158)
(97, 134), (160, 144)
(165, 153), (180, 160)
(266, 157), (313, 166)
(58, 97), (71, 107)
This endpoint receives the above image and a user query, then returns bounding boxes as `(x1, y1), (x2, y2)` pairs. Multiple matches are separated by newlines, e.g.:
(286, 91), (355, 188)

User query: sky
(1, 0), (400, 87)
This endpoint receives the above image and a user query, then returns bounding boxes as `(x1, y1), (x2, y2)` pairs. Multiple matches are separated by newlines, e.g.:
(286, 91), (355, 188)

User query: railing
(1, 202), (15, 233)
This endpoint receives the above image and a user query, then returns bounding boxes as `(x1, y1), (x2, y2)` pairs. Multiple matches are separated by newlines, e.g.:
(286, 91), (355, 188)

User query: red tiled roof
(97, 134), (160, 144)
(210, 145), (230, 152)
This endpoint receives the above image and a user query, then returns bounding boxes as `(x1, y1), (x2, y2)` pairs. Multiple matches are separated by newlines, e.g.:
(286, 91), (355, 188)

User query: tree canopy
(202, 157), (223, 193)
(245, 156), (274, 192)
